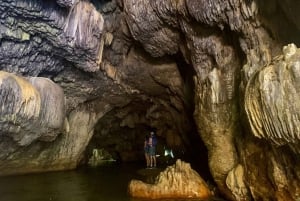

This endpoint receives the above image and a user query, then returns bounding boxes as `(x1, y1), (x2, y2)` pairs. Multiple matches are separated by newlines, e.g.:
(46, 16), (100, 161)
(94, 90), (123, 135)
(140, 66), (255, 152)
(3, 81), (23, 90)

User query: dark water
(0, 163), (225, 201)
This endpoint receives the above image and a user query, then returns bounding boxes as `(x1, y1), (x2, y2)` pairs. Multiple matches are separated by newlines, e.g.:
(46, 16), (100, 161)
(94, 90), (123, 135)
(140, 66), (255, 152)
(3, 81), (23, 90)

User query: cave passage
(84, 51), (213, 181)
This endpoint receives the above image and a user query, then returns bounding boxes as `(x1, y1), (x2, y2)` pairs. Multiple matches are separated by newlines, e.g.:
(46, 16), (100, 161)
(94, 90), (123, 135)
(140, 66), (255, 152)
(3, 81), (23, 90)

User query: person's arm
(148, 137), (152, 146)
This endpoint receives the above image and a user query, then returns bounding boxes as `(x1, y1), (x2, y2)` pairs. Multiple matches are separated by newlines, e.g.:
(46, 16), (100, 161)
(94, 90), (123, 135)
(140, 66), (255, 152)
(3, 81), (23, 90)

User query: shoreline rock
(128, 159), (212, 199)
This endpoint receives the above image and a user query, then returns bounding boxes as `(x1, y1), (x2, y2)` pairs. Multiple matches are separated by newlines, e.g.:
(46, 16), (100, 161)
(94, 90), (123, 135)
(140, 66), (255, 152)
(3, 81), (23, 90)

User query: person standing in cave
(149, 131), (157, 168)
(144, 134), (150, 168)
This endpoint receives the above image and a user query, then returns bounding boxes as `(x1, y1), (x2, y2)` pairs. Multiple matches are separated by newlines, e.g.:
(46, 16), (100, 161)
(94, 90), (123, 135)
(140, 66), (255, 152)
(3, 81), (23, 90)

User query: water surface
(0, 163), (225, 201)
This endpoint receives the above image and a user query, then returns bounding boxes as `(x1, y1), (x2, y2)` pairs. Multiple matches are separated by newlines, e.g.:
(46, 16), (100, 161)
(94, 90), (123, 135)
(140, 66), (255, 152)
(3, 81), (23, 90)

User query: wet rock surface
(0, 0), (300, 200)
(128, 159), (212, 199)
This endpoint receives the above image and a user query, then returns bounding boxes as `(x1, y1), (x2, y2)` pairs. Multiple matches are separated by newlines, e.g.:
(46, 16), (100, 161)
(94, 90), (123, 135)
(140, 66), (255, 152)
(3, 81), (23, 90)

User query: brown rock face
(128, 159), (211, 199)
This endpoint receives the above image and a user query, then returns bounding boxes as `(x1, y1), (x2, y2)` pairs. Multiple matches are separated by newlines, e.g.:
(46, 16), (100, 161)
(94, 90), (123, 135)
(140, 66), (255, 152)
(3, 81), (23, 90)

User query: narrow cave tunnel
(84, 51), (213, 181)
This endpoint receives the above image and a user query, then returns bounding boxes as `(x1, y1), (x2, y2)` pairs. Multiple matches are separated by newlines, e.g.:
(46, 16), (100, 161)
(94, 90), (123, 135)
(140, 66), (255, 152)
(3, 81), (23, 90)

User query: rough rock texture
(242, 44), (300, 200)
(246, 44), (300, 149)
(0, 0), (104, 74)
(128, 159), (211, 199)
(0, 71), (65, 146)
(122, 0), (300, 200)
(0, 0), (300, 201)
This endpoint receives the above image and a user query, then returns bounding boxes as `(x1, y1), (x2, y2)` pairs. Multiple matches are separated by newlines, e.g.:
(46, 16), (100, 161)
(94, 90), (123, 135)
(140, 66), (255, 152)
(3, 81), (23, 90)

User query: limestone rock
(245, 43), (300, 151)
(128, 159), (211, 199)
(56, 0), (79, 8)
(0, 0), (104, 74)
(226, 164), (249, 201)
(0, 71), (65, 146)
(88, 148), (116, 167)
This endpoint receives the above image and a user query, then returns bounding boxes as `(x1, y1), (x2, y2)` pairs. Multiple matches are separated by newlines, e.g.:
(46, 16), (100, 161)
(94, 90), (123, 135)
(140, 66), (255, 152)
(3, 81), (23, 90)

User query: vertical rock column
(54, 101), (113, 168)
(188, 34), (240, 198)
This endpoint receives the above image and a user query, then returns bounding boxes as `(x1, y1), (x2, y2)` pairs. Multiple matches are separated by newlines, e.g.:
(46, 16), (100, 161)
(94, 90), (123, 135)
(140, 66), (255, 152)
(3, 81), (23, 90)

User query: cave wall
(122, 0), (300, 200)
(0, 0), (299, 201)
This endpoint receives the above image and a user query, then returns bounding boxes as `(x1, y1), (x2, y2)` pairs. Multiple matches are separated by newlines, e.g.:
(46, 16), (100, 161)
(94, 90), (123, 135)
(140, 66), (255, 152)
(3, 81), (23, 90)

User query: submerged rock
(128, 159), (211, 199)
(88, 148), (116, 167)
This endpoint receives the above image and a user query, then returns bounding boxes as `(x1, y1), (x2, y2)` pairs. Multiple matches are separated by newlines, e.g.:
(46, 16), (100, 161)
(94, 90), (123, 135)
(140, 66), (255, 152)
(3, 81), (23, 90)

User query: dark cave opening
(83, 51), (213, 182)
(256, 0), (300, 46)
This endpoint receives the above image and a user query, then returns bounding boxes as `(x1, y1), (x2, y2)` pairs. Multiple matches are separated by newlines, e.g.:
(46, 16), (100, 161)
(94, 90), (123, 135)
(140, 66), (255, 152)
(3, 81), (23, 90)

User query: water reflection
(0, 163), (226, 201)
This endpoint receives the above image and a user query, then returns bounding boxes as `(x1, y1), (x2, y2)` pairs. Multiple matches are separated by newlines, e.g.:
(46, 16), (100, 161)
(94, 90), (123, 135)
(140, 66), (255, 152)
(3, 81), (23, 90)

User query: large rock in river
(128, 159), (211, 199)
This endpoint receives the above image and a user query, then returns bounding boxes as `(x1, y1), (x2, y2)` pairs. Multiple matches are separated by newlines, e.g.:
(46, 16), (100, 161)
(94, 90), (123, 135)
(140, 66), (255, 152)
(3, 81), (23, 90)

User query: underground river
(0, 162), (227, 201)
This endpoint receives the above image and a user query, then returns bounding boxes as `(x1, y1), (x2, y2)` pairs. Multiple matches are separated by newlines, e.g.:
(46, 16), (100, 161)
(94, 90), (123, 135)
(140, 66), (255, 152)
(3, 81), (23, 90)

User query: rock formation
(128, 159), (211, 199)
(0, 0), (299, 200)
(245, 44), (300, 150)
(0, 70), (65, 145)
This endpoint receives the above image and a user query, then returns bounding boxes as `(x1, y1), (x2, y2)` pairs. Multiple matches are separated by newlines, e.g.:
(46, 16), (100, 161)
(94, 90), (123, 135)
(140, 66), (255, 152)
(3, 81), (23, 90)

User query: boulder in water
(128, 159), (211, 199)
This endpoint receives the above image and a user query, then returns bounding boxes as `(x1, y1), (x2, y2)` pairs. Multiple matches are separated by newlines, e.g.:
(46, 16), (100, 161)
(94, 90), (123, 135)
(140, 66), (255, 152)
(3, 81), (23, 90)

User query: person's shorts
(144, 147), (149, 154)
(149, 146), (156, 156)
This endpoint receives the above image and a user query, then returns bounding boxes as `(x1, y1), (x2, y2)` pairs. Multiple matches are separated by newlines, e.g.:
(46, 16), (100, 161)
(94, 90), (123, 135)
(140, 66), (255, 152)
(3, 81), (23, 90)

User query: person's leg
(149, 147), (154, 167)
(153, 147), (156, 167)
(145, 152), (149, 167)
(153, 156), (156, 167)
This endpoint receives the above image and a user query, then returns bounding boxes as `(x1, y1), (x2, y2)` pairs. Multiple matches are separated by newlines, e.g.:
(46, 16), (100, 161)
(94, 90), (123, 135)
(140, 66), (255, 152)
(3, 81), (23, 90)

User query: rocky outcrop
(242, 44), (300, 201)
(88, 148), (116, 167)
(128, 159), (211, 199)
(245, 43), (300, 150)
(0, 98), (113, 176)
(0, 71), (65, 146)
